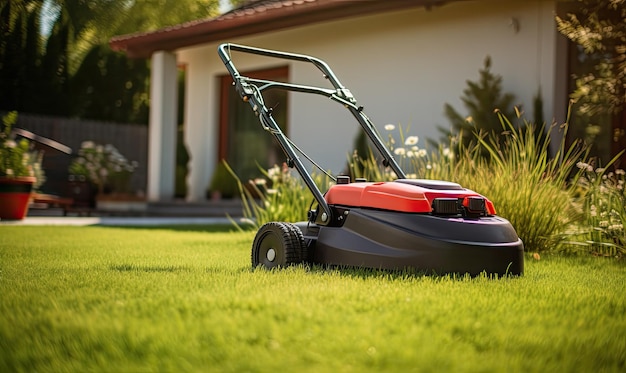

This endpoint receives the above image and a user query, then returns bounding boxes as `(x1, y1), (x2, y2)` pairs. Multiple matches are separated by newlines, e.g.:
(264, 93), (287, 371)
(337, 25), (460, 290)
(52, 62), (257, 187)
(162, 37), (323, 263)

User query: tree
(437, 56), (517, 152)
(0, 0), (220, 123)
(0, 0), (44, 113)
(556, 0), (626, 116)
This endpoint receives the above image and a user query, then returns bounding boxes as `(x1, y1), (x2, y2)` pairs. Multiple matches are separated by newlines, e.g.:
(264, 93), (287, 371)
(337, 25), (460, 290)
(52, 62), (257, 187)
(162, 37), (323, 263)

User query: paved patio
(0, 199), (244, 226)
(0, 216), (235, 226)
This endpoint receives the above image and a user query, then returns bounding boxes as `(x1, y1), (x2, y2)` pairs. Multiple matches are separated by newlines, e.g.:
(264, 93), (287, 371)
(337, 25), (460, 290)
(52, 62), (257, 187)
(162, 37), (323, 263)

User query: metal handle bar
(217, 43), (406, 225)
(218, 43), (347, 91)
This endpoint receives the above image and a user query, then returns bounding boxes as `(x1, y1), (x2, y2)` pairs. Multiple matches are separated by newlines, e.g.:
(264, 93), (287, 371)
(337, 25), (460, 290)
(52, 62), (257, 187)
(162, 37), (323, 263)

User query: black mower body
(299, 210), (523, 276)
(296, 178), (524, 276)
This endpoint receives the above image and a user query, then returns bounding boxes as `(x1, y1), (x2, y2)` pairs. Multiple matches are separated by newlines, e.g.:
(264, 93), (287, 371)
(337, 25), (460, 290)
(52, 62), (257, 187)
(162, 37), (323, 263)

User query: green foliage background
(0, 0), (220, 123)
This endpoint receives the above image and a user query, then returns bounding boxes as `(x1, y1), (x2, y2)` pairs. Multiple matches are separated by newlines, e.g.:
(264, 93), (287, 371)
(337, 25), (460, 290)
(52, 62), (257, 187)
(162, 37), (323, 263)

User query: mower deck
(298, 209), (523, 276)
(296, 179), (524, 276)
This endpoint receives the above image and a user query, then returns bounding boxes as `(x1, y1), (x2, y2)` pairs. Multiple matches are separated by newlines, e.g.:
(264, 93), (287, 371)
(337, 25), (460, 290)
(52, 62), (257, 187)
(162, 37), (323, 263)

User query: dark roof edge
(110, 0), (456, 58)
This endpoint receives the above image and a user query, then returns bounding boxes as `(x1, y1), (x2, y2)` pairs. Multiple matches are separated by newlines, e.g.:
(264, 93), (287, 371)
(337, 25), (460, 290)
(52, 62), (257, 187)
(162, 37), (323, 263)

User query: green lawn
(1, 225), (625, 372)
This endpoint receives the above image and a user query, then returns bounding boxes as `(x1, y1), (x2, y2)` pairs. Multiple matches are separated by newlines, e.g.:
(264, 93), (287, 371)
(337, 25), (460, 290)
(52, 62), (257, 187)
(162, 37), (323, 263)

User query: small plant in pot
(68, 141), (138, 197)
(0, 111), (45, 220)
(208, 161), (239, 200)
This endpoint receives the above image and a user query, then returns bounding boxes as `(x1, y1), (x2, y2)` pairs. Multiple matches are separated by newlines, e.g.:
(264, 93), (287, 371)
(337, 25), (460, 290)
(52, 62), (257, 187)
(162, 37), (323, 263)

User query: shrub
(562, 160), (626, 258)
(457, 112), (585, 252)
(208, 161), (239, 199)
(226, 162), (331, 230)
(68, 141), (138, 194)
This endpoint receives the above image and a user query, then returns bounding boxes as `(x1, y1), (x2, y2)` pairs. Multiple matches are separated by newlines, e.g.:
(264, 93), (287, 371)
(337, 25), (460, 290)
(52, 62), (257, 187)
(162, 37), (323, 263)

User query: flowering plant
(0, 111), (45, 189)
(68, 141), (138, 194)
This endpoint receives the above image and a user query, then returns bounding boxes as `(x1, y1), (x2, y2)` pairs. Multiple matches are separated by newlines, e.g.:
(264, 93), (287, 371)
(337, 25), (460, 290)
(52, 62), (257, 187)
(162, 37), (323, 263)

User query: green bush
(562, 158), (626, 258)
(226, 162), (331, 229)
(208, 160), (239, 199)
(455, 112), (585, 252)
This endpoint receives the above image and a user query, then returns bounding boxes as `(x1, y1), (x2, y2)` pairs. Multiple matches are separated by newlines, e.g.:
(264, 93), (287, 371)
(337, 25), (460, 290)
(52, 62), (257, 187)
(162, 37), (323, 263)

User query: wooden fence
(14, 113), (148, 196)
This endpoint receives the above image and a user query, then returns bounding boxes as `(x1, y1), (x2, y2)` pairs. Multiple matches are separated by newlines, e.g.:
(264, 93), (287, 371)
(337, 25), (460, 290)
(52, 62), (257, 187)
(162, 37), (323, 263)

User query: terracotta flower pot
(0, 176), (36, 220)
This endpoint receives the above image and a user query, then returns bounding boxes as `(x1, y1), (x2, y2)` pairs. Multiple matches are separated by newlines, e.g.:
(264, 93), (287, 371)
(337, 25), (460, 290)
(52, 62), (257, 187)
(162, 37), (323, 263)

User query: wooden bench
(31, 193), (74, 216)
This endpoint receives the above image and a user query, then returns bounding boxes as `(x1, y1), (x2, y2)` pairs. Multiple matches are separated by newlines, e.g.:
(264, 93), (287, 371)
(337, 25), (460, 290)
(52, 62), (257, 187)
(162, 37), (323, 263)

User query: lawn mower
(218, 43), (524, 276)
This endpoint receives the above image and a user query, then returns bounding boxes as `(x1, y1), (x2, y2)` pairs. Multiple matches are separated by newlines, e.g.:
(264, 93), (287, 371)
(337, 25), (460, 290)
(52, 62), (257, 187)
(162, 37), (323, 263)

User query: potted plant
(207, 161), (239, 200)
(68, 141), (140, 210)
(0, 112), (45, 220)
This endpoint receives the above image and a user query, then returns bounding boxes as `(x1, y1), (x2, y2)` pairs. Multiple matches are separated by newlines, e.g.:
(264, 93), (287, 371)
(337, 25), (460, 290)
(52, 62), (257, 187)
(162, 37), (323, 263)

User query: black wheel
(284, 222), (307, 263)
(252, 222), (303, 269)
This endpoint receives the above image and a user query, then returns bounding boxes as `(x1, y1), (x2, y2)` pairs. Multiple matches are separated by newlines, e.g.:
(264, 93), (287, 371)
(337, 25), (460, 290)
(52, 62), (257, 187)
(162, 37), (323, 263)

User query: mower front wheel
(252, 222), (304, 269)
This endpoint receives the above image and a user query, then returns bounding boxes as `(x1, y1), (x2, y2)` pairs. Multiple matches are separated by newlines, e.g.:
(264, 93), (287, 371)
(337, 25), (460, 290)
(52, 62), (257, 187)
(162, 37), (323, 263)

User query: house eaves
(110, 0), (460, 58)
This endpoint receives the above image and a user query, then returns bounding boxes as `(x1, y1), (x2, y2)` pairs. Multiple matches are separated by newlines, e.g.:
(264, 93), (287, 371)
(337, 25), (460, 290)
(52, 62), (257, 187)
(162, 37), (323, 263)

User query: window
(218, 66), (289, 181)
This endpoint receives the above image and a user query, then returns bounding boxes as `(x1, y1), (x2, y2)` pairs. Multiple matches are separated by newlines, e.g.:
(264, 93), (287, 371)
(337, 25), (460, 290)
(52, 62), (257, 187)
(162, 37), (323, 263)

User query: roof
(110, 0), (457, 58)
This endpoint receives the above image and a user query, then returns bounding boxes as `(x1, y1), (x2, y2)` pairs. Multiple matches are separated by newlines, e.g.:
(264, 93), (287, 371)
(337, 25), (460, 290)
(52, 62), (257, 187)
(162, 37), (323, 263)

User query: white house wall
(180, 46), (218, 202)
(176, 0), (563, 201)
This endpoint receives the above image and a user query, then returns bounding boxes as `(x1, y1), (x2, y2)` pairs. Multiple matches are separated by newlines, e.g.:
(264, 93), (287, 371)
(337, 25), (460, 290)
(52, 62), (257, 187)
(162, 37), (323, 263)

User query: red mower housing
(325, 179), (496, 216)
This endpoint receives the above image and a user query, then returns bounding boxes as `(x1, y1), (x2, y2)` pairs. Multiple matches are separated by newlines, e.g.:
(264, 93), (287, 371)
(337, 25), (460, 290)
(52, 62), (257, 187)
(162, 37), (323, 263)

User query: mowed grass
(1, 226), (625, 372)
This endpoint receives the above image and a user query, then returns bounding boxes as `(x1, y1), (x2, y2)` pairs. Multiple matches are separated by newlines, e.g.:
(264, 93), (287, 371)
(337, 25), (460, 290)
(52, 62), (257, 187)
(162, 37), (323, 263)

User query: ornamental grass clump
(456, 111), (585, 252)
(226, 161), (331, 229)
(348, 123), (450, 182)
(564, 161), (626, 258)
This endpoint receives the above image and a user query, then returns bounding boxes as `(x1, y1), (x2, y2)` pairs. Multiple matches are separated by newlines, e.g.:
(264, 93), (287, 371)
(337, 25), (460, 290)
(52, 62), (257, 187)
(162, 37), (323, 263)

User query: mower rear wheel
(252, 222), (304, 269)
(284, 222), (307, 263)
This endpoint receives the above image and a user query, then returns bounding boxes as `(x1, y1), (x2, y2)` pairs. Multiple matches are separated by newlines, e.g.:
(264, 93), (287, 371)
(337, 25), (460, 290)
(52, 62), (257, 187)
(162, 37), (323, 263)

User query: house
(110, 0), (580, 202)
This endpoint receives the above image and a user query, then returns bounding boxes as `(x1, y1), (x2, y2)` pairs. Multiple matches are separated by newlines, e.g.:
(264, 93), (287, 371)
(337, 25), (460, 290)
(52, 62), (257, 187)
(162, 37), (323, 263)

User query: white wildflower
(384, 124), (395, 131)
(267, 165), (281, 182)
(576, 161), (590, 170)
(404, 136), (419, 146)
(4, 140), (16, 149)
(239, 218), (256, 226)
(394, 147), (406, 156)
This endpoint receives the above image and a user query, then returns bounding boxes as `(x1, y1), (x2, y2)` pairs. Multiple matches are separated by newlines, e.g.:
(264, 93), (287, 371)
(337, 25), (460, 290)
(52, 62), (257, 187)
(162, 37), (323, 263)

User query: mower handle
(218, 43), (351, 97)
(217, 43), (406, 225)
